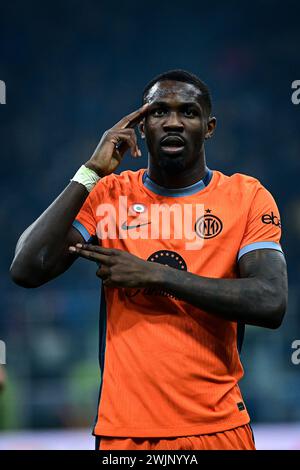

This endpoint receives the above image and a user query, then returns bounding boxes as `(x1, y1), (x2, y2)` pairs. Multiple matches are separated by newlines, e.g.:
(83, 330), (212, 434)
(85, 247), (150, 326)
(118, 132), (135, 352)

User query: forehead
(145, 80), (202, 104)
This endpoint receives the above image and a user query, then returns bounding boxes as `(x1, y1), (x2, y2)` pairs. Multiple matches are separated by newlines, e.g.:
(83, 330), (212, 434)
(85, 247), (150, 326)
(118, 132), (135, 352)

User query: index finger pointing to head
(113, 103), (150, 130)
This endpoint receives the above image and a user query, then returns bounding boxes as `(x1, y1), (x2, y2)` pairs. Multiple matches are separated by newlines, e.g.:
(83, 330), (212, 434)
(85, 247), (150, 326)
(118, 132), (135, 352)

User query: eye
(151, 108), (166, 117)
(183, 108), (198, 117)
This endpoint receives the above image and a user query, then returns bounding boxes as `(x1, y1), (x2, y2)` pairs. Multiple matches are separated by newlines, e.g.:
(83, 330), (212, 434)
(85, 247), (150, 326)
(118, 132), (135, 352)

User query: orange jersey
(73, 168), (282, 438)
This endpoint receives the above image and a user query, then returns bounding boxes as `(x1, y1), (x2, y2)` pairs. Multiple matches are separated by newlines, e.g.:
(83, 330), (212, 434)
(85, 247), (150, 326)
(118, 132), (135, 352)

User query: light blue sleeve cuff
(238, 241), (283, 261)
(72, 220), (93, 242)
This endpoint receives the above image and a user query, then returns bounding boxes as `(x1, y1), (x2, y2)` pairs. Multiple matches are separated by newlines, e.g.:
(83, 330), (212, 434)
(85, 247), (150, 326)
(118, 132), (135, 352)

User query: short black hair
(142, 69), (212, 117)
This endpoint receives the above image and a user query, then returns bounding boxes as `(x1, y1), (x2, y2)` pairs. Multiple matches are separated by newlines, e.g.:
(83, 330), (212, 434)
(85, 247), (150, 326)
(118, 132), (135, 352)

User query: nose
(162, 111), (184, 132)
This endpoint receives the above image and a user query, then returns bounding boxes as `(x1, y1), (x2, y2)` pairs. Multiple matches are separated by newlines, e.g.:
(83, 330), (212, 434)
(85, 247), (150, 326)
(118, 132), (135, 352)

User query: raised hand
(85, 104), (149, 177)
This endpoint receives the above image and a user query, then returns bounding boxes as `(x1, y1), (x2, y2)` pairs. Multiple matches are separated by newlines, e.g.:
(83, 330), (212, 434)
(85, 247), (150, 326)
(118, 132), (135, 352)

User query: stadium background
(1, 0), (300, 449)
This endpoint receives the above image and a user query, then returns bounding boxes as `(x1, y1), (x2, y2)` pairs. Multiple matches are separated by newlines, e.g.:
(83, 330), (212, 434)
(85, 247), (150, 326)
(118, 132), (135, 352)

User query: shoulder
(91, 168), (145, 195)
(214, 169), (261, 189)
(213, 170), (267, 199)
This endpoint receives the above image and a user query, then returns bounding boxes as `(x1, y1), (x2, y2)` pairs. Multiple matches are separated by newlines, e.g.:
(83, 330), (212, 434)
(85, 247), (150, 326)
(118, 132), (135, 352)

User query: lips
(160, 135), (185, 146)
(160, 135), (185, 155)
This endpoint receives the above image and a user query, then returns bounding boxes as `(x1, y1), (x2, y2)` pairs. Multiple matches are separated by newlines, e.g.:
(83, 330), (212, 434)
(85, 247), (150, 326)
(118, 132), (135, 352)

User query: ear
(139, 120), (145, 139)
(205, 117), (217, 140)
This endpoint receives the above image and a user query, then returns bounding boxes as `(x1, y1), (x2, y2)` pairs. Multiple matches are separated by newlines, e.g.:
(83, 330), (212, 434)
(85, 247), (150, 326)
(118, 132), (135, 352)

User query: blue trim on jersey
(72, 220), (93, 242)
(238, 241), (283, 261)
(142, 168), (213, 197)
(93, 283), (107, 435)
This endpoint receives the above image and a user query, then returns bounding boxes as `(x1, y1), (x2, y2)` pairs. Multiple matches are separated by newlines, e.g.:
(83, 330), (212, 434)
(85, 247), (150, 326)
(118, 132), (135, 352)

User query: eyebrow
(150, 100), (202, 109)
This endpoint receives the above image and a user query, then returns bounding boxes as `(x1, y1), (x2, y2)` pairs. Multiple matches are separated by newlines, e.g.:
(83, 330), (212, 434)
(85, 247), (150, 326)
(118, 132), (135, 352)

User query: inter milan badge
(195, 209), (223, 239)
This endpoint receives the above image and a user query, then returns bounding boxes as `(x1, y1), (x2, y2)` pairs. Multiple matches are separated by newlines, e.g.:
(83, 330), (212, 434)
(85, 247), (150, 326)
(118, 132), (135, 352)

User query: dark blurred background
(0, 0), (300, 438)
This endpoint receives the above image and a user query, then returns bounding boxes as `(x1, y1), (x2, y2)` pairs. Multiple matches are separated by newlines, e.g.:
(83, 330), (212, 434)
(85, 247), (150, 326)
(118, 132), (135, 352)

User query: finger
(69, 247), (98, 262)
(114, 132), (140, 158)
(117, 129), (140, 157)
(68, 246), (113, 264)
(96, 265), (110, 279)
(74, 243), (116, 256)
(108, 128), (142, 157)
(113, 103), (149, 130)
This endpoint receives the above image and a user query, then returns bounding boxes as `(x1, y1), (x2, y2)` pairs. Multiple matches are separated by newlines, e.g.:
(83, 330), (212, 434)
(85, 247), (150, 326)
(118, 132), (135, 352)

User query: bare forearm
(154, 266), (284, 328)
(10, 105), (150, 287)
(11, 181), (88, 283)
(69, 243), (287, 329)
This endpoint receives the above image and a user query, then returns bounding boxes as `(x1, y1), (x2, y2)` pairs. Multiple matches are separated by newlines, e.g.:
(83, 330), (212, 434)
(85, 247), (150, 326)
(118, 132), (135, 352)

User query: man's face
(141, 80), (215, 173)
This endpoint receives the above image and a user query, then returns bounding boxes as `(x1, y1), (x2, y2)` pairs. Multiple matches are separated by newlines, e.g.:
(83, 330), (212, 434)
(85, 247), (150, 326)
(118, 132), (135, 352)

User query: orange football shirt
(73, 168), (283, 437)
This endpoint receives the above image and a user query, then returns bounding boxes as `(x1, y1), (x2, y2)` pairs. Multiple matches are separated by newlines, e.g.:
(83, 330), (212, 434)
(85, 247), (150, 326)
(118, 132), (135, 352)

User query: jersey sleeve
(238, 184), (283, 261)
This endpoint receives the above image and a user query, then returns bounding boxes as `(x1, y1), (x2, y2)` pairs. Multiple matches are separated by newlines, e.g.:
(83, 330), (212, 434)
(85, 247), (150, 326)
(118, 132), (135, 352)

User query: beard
(157, 149), (186, 173)
(158, 156), (185, 172)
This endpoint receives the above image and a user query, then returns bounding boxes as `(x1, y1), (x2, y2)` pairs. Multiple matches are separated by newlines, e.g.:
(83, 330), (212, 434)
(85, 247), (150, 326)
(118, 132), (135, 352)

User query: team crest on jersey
(195, 209), (223, 239)
(148, 250), (187, 271)
(125, 250), (187, 299)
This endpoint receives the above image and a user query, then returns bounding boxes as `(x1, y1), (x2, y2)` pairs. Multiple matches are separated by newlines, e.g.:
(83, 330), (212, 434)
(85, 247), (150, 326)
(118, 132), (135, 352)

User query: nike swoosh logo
(121, 221), (151, 230)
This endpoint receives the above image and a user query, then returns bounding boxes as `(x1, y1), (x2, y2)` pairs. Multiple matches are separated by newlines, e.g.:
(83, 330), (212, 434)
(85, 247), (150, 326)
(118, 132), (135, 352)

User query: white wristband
(71, 165), (101, 192)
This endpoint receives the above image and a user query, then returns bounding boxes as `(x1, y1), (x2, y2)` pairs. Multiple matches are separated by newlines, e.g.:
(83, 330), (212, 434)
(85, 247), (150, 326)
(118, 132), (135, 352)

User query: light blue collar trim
(142, 168), (213, 197)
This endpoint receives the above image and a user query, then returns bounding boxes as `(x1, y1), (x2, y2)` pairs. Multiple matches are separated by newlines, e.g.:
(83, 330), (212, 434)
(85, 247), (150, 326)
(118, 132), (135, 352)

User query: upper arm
(237, 180), (288, 324)
(49, 183), (100, 279)
(44, 184), (101, 281)
(47, 225), (86, 280)
(68, 223), (86, 246)
(238, 249), (288, 320)
(238, 183), (282, 261)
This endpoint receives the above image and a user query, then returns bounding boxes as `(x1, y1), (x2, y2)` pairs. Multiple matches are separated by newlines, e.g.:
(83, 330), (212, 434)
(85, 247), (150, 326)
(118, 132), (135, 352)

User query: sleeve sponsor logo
(261, 212), (281, 228)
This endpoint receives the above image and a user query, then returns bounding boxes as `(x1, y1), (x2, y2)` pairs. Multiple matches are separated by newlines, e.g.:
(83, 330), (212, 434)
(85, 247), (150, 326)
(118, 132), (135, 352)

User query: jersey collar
(142, 168), (213, 197)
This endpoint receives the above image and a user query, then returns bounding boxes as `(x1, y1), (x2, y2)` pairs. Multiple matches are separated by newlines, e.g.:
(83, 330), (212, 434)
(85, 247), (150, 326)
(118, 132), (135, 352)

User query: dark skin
(68, 244), (287, 328)
(140, 80), (216, 188)
(10, 80), (287, 328)
(10, 104), (149, 286)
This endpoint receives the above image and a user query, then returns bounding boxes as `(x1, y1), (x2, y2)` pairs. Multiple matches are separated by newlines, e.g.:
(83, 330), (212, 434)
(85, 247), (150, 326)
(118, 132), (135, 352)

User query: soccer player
(10, 70), (288, 450)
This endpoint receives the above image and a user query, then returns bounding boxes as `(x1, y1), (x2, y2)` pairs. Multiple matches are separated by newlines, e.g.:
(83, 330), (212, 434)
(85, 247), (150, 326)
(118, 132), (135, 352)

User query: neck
(147, 151), (207, 189)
